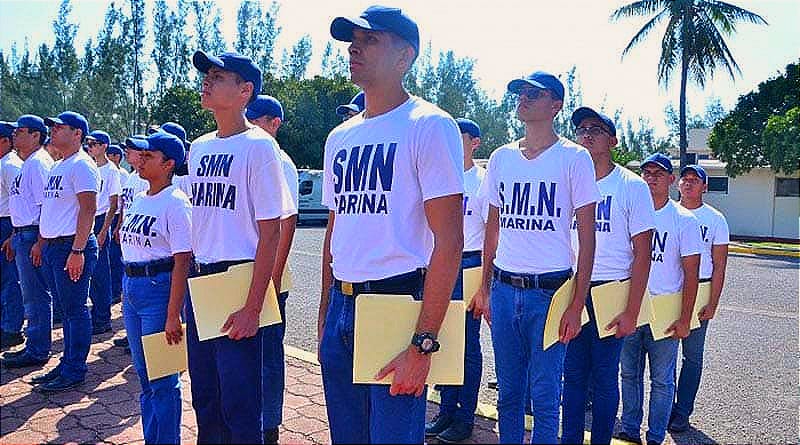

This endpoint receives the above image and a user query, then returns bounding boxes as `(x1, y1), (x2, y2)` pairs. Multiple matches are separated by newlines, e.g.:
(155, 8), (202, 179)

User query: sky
(2, 0), (798, 137)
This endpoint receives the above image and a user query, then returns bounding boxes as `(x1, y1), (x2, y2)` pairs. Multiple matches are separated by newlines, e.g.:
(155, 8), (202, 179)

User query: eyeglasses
(575, 126), (610, 138)
(516, 87), (549, 101)
(87, 141), (104, 147)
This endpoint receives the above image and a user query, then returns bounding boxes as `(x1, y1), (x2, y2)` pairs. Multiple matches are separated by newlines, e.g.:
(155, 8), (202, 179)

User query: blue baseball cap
(45, 111), (90, 138)
(192, 51), (262, 103)
(336, 91), (365, 116)
(159, 122), (187, 143)
(13, 115), (47, 134)
(107, 144), (124, 157)
(456, 118), (481, 138)
(127, 131), (185, 166)
(331, 5), (420, 54)
(571, 107), (616, 137)
(507, 71), (565, 101)
(641, 153), (674, 174)
(87, 130), (111, 146)
(0, 121), (14, 138)
(246, 95), (284, 121)
(124, 135), (147, 150)
(680, 164), (708, 184)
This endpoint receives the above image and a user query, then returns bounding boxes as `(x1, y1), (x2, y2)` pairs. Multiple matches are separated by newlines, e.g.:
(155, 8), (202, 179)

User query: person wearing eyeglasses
(471, 72), (600, 444)
(561, 107), (655, 445)
(85, 130), (122, 337)
(0, 121), (24, 351)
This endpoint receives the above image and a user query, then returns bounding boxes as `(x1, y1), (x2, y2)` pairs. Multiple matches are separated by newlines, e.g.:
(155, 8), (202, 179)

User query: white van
(297, 169), (328, 224)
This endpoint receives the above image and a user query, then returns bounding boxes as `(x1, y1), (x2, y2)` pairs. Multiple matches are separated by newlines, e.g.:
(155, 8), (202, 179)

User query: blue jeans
(489, 267), (572, 444)
(185, 289), (264, 444)
(262, 291), (288, 430)
(13, 230), (54, 360)
(109, 214), (123, 301)
(620, 325), (679, 444)
(42, 235), (98, 381)
(0, 217), (23, 334)
(562, 286), (625, 445)
(89, 214), (112, 329)
(438, 252), (483, 425)
(122, 270), (182, 444)
(672, 319), (709, 420)
(320, 286), (427, 444)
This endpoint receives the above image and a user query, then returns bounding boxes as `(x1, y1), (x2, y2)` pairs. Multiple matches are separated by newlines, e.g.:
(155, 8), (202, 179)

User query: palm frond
(610, 0), (669, 22)
(707, 1), (768, 26)
(657, 14), (682, 86)
(621, 8), (670, 57)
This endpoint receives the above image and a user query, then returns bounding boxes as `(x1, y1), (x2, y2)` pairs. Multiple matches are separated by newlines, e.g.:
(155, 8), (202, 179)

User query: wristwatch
(70, 248), (84, 255)
(411, 332), (440, 355)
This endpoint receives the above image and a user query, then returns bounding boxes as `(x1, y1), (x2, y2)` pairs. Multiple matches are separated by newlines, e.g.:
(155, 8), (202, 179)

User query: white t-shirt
(571, 165), (655, 281)
(40, 150), (101, 238)
(683, 203), (729, 279)
(189, 126), (295, 263)
(120, 185), (192, 263)
(322, 96), (464, 282)
(0, 151), (23, 218)
(480, 138), (600, 274)
(9, 149), (53, 227)
(648, 200), (703, 296)
(280, 149), (299, 217)
(95, 162), (122, 216)
(122, 171), (150, 212)
(115, 167), (130, 214)
(463, 165), (488, 252)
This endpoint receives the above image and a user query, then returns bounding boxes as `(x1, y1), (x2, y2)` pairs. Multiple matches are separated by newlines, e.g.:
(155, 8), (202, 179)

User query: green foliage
(149, 85), (215, 141)
(283, 35), (313, 80)
(235, 0), (281, 74)
(763, 107), (800, 174)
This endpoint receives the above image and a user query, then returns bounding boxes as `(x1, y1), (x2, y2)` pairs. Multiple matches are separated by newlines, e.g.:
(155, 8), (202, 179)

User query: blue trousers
(42, 235), (98, 381)
(672, 319), (709, 420)
(13, 229), (54, 360)
(490, 268), (572, 445)
(185, 290), (264, 444)
(262, 291), (288, 430)
(0, 217), (23, 334)
(620, 325), (679, 444)
(437, 253), (483, 425)
(109, 214), (123, 301)
(320, 286), (427, 444)
(122, 270), (182, 444)
(562, 287), (625, 445)
(89, 214), (112, 330)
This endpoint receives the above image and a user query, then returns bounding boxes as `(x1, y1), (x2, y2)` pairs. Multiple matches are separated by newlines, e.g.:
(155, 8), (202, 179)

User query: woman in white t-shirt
(119, 131), (191, 445)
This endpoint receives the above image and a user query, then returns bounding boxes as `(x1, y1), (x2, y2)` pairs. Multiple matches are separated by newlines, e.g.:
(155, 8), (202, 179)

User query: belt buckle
(510, 275), (527, 288)
(341, 281), (354, 296)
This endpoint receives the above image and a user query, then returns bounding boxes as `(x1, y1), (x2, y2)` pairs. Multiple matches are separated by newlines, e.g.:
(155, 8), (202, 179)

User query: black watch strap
(411, 332), (440, 355)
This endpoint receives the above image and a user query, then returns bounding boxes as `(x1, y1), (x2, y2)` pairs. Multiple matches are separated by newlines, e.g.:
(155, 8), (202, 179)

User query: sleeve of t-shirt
(30, 160), (50, 205)
(679, 213), (704, 257)
(627, 179), (656, 237)
(712, 213), (730, 245)
(282, 158), (299, 217)
(321, 133), (337, 210)
(479, 151), (502, 208)
(166, 194), (193, 254)
(415, 116), (464, 201)
(72, 161), (101, 194)
(108, 167), (122, 196)
(248, 141), (295, 221)
(569, 149), (601, 210)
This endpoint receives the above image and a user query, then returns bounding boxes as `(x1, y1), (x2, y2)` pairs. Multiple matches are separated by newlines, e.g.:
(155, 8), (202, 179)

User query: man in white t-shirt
(85, 130), (122, 336)
(321, 6), (464, 443)
(0, 121), (24, 350)
(669, 164), (729, 433)
(335, 91), (365, 121)
(186, 50), (294, 444)
(472, 71), (600, 444)
(561, 107), (655, 445)
(618, 153), (701, 445)
(106, 144), (128, 304)
(245, 93), (299, 444)
(35, 111), (101, 392)
(1, 115), (56, 370)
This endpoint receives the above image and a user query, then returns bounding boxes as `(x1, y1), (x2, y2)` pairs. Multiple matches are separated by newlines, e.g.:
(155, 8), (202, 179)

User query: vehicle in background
(297, 169), (328, 225)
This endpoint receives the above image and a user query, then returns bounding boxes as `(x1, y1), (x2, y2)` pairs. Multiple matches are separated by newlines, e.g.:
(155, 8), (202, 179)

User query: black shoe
(2, 348), (27, 359)
(647, 441), (661, 445)
(1, 353), (48, 369)
(36, 376), (84, 392)
(425, 413), (454, 437)
(668, 412), (690, 433)
(1, 331), (24, 349)
(263, 427), (279, 444)
(487, 378), (498, 390)
(615, 431), (643, 445)
(52, 314), (63, 325)
(112, 295), (122, 304)
(437, 421), (473, 443)
(113, 337), (129, 347)
(92, 325), (112, 335)
(30, 368), (61, 384)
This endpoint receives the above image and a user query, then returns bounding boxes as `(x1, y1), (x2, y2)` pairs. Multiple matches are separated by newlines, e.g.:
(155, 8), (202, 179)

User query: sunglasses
(516, 87), (549, 101)
(575, 126), (610, 138)
(87, 141), (104, 147)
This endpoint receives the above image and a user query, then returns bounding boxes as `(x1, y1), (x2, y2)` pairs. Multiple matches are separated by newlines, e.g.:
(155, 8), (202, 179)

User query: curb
(729, 245), (800, 258)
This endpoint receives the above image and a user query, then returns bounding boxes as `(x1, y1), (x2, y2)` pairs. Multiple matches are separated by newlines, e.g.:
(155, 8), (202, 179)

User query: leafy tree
(553, 66), (582, 140)
(52, 0), (79, 85)
(152, 0), (173, 95)
(127, 0), (147, 130)
(320, 42), (348, 79)
(191, 0), (226, 55)
(284, 35), (313, 80)
(149, 85), (215, 140)
(235, 0), (281, 73)
(170, 0), (191, 86)
(762, 107), (800, 175)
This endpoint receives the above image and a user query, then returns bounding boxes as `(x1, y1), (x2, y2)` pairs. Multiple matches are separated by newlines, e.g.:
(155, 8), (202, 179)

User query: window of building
(299, 180), (313, 196)
(775, 178), (800, 197)
(707, 176), (729, 193)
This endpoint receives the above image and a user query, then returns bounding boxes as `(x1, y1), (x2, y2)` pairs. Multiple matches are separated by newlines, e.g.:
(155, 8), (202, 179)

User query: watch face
(421, 338), (434, 351)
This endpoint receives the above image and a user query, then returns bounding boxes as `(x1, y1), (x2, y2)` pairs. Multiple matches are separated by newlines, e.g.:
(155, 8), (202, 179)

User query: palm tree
(611, 0), (767, 168)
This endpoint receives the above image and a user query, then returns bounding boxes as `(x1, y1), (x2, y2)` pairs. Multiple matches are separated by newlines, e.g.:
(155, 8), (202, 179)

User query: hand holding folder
(648, 292), (685, 341)
(691, 281), (712, 329)
(590, 280), (652, 339)
(543, 279), (590, 350)
(462, 267), (482, 309)
(142, 324), (188, 381)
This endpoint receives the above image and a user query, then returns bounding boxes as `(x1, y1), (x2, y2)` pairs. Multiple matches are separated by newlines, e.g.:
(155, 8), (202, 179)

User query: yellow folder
(648, 292), (685, 341)
(188, 262), (282, 341)
(462, 267), (483, 309)
(543, 279), (590, 350)
(141, 324), (187, 381)
(352, 294), (465, 385)
(590, 280), (652, 339)
(691, 281), (712, 330)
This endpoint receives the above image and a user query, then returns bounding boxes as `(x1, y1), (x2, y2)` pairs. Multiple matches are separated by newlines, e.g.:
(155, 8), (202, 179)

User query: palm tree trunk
(678, 31), (690, 170)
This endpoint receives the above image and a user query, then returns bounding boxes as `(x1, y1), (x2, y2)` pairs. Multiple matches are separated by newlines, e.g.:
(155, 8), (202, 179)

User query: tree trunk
(679, 19), (690, 170)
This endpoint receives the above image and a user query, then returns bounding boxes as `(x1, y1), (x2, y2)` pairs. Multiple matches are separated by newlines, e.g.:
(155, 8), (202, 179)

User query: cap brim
(125, 137), (149, 150)
(641, 160), (670, 172)
(245, 108), (265, 120)
(507, 78), (548, 94)
(192, 50), (224, 74)
(680, 166), (707, 181)
(571, 107), (602, 128)
(336, 104), (360, 115)
(44, 117), (63, 127)
(330, 16), (388, 42)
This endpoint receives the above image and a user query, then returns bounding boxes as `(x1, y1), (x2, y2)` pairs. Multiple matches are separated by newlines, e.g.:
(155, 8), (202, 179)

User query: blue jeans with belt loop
(489, 266), (572, 444)
(320, 282), (427, 444)
(1, 217), (23, 334)
(122, 267), (181, 445)
(437, 251), (483, 426)
(262, 290), (288, 431)
(89, 214), (112, 330)
(13, 229), (54, 360)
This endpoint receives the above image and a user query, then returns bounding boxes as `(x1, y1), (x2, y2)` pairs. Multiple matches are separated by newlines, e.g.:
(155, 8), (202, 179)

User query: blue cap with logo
(507, 71), (565, 101)
(331, 5), (420, 54)
(107, 144), (124, 157)
(456, 118), (481, 138)
(641, 153), (674, 174)
(571, 106), (616, 137)
(45, 111), (90, 138)
(0, 121), (14, 138)
(13, 115), (48, 134)
(87, 130), (111, 146)
(127, 131), (185, 166)
(192, 51), (262, 103)
(246, 95), (284, 121)
(336, 91), (366, 116)
(680, 164), (708, 184)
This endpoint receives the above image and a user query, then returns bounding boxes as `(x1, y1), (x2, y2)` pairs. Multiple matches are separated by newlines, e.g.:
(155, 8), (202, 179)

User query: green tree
(320, 42), (348, 79)
(284, 35), (313, 80)
(149, 85), (216, 140)
(127, 0), (147, 130)
(235, 0), (281, 73)
(611, 0), (767, 169)
(152, 0), (173, 95)
(553, 66), (582, 140)
(170, 0), (191, 86)
(52, 0), (79, 85)
(762, 107), (800, 175)
(191, 0), (227, 55)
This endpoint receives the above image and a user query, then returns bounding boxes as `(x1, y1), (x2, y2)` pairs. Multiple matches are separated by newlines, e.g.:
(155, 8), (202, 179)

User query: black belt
(46, 235), (76, 245)
(125, 258), (175, 277)
(699, 277), (712, 283)
(13, 225), (39, 234)
(463, 250), (482, 259)
(334, 268), (426, 297)
(194, 259), (251, 276)
(493, 267), (572, 290)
